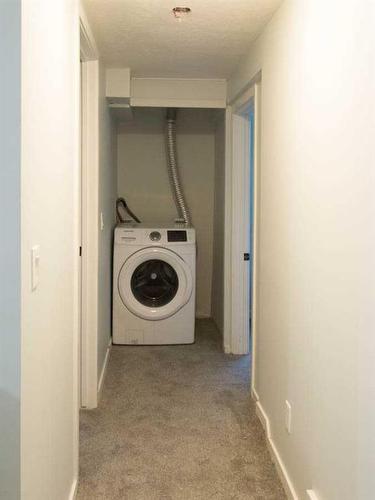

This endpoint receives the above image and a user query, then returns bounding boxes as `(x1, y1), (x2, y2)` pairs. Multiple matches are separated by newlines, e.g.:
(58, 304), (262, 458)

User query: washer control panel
(115, 225), (195, 245)
(149, 231), (161, 242)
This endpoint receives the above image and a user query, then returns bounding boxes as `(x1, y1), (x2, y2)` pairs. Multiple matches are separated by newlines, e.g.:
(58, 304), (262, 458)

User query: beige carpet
(77, 319), (286, 499)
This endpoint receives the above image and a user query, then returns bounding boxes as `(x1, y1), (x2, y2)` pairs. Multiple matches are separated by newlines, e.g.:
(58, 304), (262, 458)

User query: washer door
(118, 247), (193, 320)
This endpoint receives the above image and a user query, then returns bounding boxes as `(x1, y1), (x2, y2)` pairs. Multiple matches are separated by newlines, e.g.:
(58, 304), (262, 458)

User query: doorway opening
(78, 9), (268, 494)
(77, 12), (282, 490)
(225, 81), (261, 396)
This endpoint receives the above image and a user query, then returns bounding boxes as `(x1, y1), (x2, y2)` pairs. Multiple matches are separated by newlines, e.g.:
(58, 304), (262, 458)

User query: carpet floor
(77, 319), (286, 499)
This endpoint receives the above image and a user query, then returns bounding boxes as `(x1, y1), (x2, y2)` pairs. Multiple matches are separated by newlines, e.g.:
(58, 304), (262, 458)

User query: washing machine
(113, 223), (196, 345)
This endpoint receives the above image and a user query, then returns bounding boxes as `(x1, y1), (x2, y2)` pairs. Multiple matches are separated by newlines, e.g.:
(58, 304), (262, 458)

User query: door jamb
(223, 81), (261, 398)
(80, 10), (99, 409)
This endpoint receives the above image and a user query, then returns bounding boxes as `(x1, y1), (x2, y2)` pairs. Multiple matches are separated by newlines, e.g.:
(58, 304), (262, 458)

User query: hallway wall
(229, 1), (375, 499)
(117, 108), (216, 318)
(20, 1), (79, 498)
(0, 1), (21, 498)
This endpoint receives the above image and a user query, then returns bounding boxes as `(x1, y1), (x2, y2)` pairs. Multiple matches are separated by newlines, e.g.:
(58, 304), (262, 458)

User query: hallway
(77, 320), (285, 499)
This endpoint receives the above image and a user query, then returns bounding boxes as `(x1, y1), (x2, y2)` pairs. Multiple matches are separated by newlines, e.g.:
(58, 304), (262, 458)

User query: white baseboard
(306, 490), (320, 500)
(251, 386), (260, 402)
(97, 339), (111, 401)
(68, 477), (78, 500)
(255, 400), (299, 500)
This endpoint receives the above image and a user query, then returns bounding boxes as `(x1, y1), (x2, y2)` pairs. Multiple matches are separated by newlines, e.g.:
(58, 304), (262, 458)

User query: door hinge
(79, 246), (82, 257)
(244, 253), (250, 261)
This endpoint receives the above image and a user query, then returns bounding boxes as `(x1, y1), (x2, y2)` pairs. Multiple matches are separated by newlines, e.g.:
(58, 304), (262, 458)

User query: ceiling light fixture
(172, 7), (191, 22)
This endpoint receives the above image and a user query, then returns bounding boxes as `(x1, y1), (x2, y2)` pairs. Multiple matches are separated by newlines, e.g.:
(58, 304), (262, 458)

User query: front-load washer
(113, 222), (196, 345)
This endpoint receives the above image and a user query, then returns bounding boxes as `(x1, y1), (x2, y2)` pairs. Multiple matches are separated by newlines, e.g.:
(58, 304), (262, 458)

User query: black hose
(116, 197), (141, 223)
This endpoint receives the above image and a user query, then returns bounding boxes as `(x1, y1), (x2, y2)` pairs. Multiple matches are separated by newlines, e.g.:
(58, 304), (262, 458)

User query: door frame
(223, 81), (261, 393)
(80, 9), (100, 409)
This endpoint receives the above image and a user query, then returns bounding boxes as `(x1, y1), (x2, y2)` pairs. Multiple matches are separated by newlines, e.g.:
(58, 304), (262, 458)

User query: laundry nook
(110, 102), (226, 346)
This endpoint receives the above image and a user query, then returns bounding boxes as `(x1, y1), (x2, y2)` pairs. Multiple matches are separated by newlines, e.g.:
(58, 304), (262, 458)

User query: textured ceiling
(83, 0), (282, 78)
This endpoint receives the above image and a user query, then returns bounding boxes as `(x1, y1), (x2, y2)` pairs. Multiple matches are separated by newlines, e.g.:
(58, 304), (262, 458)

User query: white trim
(231, 86), (255, 114)
(251, 386), (260, 402)
(97, 340), (112, 401)
(223, 343), (231, 353)
(68, 477), (78, 500)
(255, 400), (299, 500)
(80, 59), (99, 409)
(80, 3), (100, 411)
(251, 82), (261, 395)
(72, 6), (81, 491)
(224, 83), (260, 361)
(306, 491), (320, 500)
(228, 71), (261, 108)
(223, 107), (233, 353)
(79, 3), (98, 61)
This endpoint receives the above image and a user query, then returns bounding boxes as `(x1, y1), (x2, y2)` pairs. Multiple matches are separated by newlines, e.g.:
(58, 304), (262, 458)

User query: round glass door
(131, 259), (179, 307)
(118, 247), (193, 321)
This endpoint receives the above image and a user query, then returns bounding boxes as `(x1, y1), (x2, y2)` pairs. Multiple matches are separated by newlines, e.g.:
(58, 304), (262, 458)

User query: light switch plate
(31, 245), (40, 291)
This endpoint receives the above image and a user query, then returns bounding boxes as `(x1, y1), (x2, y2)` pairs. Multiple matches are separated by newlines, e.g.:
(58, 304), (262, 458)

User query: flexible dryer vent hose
(166, 108), (191, 225)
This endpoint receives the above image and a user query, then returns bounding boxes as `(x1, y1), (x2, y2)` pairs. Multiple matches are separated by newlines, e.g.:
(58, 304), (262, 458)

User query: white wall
(211, 112), (226, 333)
(117, 108), (216, 317)
(97, 60), (117, 387)
(229, 1), (375, 499)
(0, 2), (21, 498)
(21, 1), (79, 499)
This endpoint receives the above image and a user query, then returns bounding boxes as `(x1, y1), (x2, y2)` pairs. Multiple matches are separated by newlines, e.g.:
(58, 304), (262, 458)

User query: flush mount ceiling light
(172, 6), (191, 22)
